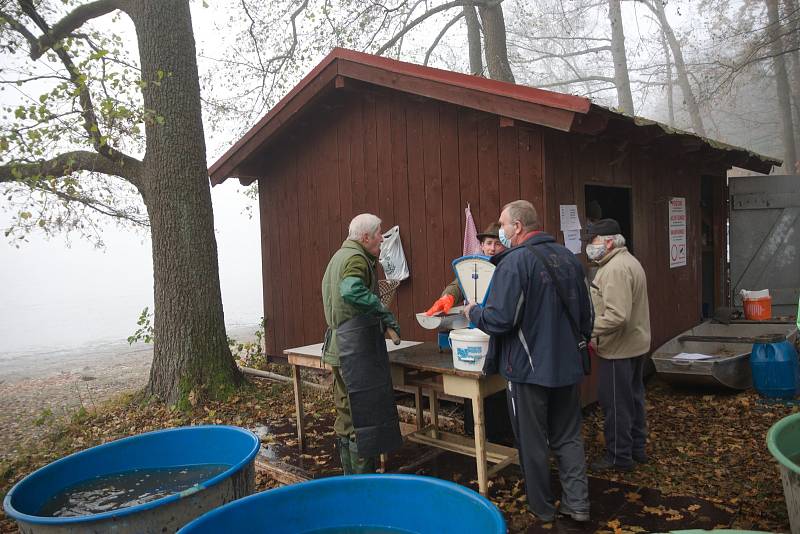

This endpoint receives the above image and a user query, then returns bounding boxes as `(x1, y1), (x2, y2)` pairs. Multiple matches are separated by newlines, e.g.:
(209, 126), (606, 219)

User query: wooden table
(284, 341), (518, 495)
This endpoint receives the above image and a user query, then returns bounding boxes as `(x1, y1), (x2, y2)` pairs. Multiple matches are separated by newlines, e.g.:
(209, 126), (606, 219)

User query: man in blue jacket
(464, 200), (592, 523)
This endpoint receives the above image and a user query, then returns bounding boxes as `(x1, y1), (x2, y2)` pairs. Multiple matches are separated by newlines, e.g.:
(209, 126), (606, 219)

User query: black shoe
(633, 452), (649, 464)
(590, 457), (633, 472)
(558, 504), (590, 522)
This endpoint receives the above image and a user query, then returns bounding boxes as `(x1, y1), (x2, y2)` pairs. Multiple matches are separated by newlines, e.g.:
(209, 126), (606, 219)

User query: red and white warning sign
(668, 197), (687, 268)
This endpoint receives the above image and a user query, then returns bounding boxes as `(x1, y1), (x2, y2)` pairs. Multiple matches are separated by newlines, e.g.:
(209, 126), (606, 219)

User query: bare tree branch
(424, 11), (464, 65)
(0, 8), (38, 47)
(535, 75), (615, 88)
(0, 150), (142, 188)
(376, 0), (497, 55)
(27, 0), (123, 60)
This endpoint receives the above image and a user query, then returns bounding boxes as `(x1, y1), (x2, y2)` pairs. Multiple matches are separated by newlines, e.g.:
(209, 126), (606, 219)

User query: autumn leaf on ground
(625, 491), (641, 502)
(688, 504), (701, 512)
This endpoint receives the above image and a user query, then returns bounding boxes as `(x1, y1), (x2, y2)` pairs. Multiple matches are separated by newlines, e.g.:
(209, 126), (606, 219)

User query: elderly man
(585, 219), (651, 472)
(425, 222), (506, 315)
(322, 213), (403, 475)
(464, 200), (593, 523)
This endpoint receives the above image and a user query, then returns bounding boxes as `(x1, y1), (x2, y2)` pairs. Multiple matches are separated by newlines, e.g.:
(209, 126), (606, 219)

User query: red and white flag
(463, 203), (482, 256)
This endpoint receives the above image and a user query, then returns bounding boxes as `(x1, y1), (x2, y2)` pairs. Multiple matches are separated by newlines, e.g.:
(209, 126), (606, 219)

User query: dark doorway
(584, 185), (633, 254)
(700, 176), (716, 318)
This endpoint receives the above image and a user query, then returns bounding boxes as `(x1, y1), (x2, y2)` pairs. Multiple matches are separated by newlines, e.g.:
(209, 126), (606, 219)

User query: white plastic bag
(379, 225), (410, 281)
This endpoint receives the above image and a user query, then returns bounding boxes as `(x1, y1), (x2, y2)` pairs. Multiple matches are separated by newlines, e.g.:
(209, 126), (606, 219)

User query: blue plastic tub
(178, 474), (506, 533)
(3, 425), (259, 533)
(751, 334), (799, 399)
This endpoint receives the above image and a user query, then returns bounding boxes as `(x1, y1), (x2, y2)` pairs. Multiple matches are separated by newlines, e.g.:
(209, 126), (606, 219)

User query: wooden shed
(209, 48), (779, 359)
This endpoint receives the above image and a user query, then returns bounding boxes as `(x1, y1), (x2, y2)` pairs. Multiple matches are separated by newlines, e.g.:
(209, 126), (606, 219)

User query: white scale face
(453, 256), (496, 305)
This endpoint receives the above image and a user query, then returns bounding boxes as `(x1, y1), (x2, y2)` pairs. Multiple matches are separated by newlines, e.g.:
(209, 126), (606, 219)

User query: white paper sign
(559, 205), (582, 231)
(563, 230), (582, 254)
(668, 197), (687, 268)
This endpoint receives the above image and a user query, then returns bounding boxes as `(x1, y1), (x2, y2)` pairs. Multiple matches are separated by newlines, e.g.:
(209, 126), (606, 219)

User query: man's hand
(425, 294), (455, 316)
(381, 311), (401, 338)
(463, 301), (478, 320)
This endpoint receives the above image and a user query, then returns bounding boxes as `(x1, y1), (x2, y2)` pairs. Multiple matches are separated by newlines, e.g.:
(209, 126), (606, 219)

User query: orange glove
(425, 294), (456, 316)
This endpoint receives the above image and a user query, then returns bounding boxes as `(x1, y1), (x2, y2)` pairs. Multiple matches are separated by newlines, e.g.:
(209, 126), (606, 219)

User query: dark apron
(337, 314), (403, 457)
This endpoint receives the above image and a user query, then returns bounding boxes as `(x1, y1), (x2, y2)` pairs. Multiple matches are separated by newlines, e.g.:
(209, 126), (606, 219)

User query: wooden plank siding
(257, 91), (548, 353)
(541, 128), (710, 354)
(257, 88), (723, 359)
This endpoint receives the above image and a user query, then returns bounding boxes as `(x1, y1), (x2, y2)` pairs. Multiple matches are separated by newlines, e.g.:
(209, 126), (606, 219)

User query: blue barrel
(3, 425), (259, 533)
(751, 334), (800, 399)
(178, 474), (506, 533)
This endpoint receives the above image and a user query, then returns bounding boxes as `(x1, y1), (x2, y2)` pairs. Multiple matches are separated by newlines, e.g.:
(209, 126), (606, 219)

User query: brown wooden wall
(257, 89), (549, 355)
(256, 87), (724, 357)
(540, 129), (718, 353)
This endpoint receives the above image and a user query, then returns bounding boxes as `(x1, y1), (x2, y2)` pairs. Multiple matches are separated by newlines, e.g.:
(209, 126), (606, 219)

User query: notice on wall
(559, 205), (582, 231)
(669, 197), (687, 268)
(563, 229), (582, 254)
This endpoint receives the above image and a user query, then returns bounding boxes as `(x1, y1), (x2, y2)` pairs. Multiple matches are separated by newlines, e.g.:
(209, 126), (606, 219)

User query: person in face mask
(584, 219), (652, 473)
(464, 200), (593, 523)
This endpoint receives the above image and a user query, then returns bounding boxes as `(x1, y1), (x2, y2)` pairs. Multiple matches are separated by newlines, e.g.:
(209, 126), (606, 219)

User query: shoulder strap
(526, 243), (584, 344)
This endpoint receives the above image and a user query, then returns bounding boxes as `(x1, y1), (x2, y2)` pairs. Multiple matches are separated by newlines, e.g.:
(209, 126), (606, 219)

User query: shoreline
(0, 324), (261, 461)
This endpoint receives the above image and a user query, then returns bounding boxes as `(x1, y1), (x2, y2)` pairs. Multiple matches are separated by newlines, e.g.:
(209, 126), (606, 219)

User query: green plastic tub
(767, 412), (800, 534)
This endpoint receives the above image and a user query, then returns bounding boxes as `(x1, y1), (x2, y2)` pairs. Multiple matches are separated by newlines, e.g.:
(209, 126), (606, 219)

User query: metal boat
(651, 320), (798, 389)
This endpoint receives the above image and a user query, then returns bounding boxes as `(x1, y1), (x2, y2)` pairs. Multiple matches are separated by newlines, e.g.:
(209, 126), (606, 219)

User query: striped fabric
(463, 204), (482, 256)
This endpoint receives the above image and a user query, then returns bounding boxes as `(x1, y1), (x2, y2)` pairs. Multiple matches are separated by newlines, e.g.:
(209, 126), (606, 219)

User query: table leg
(430, 389), (439, 439)
(471, 392), (488, 496)
(415, 386), (424, 430)
(291, 364), (306, 451)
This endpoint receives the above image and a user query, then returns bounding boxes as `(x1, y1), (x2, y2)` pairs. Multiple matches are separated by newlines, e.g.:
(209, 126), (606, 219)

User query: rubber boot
(337, 436), (353, 475)
(348, 439), (376, 474)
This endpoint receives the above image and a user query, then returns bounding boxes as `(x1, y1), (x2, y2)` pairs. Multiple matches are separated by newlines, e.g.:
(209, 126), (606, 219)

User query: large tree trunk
(126, 0), (241, 405)
(464, 5), (483, 76)
(766, 0), (798, 171)
(652, 0), (706, 136)
(478, 3), (515, 82)
(783, 0), (800, 155)
(660, 28), (675, 127)
(607, 0), (635, 115)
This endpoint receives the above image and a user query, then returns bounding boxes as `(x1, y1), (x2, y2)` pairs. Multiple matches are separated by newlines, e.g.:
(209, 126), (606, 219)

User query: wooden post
(415, 386), (424, 430)
(471, 385), (489, 495)
(430, 389), (439, 439)
(291, 364), (306, 451)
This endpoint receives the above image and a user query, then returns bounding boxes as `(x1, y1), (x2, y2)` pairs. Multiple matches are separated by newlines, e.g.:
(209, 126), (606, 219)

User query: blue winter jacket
(468, 232), (593, 387)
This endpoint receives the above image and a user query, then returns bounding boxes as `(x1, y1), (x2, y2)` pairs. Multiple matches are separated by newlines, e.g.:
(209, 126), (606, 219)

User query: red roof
(209, 48), (777, 183)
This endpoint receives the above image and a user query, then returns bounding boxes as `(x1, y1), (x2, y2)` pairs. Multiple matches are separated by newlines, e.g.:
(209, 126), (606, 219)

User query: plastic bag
(379, 225), (410, 281)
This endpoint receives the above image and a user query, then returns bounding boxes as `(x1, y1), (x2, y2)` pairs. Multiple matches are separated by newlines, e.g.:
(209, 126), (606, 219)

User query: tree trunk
(651, 0), (706, 136)
(660, 28), (675, 127)
(766, 0), (798, 171)
(464, 5), (483, 76)
(783, 0), (800, 155)
(607, 0), (635, 115)
(126, 0), (242, 405)
(478, 3), (515, 82)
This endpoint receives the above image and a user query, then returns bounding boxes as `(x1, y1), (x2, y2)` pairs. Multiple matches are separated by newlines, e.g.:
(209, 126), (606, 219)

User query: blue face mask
(498, 227), (513, 248)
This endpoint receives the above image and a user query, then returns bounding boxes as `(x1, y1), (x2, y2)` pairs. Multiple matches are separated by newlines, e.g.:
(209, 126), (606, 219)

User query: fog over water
(0, 182), (263, 356)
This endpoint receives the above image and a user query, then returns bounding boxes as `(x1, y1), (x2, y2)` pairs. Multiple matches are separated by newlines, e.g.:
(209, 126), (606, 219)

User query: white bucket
(449, 328), (490, 372)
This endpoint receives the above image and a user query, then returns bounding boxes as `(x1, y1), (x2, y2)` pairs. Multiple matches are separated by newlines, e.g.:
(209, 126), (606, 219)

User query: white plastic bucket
(449, 328), (490, 372)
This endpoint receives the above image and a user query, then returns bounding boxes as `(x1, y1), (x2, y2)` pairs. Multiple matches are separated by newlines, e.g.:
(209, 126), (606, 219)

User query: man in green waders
(322, 213), (403, 474)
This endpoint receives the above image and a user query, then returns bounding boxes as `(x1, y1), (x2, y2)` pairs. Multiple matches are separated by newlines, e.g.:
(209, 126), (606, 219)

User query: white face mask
(585, 243), (606, 261)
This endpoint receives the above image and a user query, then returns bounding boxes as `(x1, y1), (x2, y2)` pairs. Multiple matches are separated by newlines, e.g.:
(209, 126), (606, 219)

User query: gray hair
(600, 234), (626, 248)
(348, 213), (382, 240)
(502, 200), (539, 232)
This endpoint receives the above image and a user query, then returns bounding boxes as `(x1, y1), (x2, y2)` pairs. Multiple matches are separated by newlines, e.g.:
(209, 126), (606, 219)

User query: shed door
(729, 175), (800, 316)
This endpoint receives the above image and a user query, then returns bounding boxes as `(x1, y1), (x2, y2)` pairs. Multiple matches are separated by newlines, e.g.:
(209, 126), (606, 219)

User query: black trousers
(507, 381), (589, 519)
(597, 355), (647, 467)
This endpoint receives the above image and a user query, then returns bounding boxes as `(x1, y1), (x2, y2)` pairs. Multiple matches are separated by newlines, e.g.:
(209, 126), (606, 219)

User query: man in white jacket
(586, 219), (651, 472)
